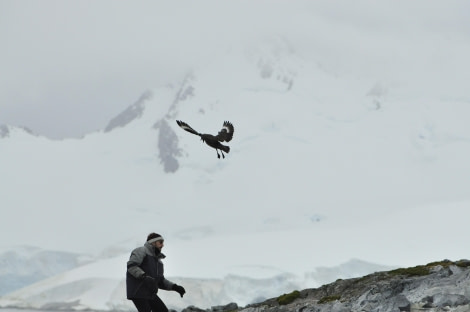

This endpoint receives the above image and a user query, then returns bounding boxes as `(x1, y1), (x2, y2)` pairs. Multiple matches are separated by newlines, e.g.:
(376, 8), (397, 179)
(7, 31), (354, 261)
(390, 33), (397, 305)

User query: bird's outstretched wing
(216, 121), (234, 142)
(176, 120), (200, 136)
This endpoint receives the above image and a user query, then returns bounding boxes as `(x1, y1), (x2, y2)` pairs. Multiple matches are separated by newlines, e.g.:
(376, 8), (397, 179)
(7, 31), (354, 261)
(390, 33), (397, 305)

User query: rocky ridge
(183, 260), (470, 312)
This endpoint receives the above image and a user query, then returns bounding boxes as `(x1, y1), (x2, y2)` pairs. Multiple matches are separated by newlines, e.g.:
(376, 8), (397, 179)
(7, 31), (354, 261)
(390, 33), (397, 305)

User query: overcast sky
(1, 0), (469, 139)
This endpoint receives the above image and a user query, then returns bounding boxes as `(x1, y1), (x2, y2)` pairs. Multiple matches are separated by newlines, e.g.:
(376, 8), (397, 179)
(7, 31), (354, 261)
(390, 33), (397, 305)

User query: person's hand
(142, 276), (157, 292)
(172, 284), (186, 297)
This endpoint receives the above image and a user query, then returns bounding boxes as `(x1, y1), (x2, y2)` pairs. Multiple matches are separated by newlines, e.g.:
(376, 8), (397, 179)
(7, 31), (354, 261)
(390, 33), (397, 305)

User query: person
(126, 233), (186, 312)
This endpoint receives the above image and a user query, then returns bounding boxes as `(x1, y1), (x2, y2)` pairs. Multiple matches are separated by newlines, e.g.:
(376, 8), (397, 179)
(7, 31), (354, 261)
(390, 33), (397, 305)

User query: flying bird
(176, 120), (234, 159)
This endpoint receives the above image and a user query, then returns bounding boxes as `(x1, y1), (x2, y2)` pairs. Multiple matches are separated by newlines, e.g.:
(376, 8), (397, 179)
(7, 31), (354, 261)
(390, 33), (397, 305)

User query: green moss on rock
(277, 290), (300, 305)
(388, 265), (430, 277)
(388, 260), (470, 277)
(318, 295), (341, 304)
(424, 259), (470, 269)
(426, 260), (454, 268)
(456, 260), (470, 268)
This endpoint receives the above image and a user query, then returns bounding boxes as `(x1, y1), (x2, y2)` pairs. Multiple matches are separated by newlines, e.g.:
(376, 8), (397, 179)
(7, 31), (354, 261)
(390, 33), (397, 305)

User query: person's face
(153, 240), (164, 250)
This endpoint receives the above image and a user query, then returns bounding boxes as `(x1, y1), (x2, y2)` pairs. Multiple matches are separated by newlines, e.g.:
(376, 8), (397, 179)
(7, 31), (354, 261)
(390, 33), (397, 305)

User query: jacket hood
(144, 241), (166, 258)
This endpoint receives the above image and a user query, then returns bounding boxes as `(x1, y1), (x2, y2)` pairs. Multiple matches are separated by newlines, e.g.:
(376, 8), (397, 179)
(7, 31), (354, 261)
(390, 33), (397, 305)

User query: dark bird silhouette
(176, 120), (234, 159)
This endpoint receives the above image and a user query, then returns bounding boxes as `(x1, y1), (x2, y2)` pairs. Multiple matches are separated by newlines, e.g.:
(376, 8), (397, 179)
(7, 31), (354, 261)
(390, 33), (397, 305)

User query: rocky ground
(181, 260), (470, 312)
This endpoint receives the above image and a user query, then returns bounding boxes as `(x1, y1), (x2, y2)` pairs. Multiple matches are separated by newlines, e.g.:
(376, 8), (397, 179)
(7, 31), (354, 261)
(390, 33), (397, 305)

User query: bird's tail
(220, 145), (230, 153)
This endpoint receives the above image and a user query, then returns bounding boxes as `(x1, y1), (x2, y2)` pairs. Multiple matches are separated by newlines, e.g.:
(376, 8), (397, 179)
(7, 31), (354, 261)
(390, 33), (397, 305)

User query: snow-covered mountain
(0, 251), (391, 311)
(1, 36), (470, 310)
(0, 246), (90, 296)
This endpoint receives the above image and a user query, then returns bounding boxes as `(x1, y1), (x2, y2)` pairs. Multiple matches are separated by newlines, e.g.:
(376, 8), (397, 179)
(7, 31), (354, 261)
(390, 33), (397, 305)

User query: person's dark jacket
(126, 242), (175, 299)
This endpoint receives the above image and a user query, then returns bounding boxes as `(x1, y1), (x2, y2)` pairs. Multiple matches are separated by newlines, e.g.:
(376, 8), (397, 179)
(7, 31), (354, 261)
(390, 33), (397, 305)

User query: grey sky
(1, 0), (469, 139)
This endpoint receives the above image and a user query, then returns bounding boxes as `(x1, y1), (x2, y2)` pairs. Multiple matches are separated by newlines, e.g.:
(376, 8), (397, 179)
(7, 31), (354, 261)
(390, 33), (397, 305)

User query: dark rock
(211, 302), (238, 312)
(182, 305), (208, 312)
(153, 119), (181, 173)
(104, 91), (151, 132)
(0, 124), (9, 138)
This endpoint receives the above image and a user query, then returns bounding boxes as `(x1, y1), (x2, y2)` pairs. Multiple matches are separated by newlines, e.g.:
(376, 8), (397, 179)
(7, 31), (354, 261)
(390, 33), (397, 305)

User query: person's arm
(127, 248), (146, 279)
(159, 276), (174, 290)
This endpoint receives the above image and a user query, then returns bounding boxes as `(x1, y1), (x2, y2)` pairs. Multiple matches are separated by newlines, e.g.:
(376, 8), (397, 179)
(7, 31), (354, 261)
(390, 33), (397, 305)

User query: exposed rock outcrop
(0, 124), (9, 138)
(104, 91), (152, 132)
(185, 260), (470, 312)
(153, 119), (182, 173)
